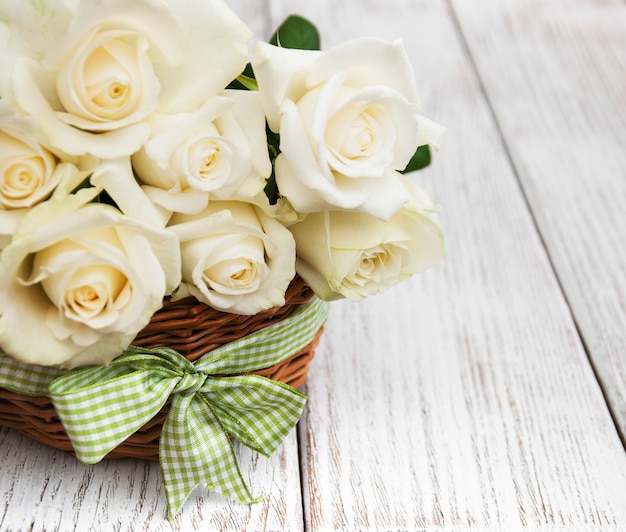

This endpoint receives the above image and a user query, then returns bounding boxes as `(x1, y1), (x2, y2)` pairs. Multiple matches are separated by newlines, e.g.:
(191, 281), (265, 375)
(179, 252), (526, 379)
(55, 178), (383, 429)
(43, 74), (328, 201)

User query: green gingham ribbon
(0, 296), (328, 519)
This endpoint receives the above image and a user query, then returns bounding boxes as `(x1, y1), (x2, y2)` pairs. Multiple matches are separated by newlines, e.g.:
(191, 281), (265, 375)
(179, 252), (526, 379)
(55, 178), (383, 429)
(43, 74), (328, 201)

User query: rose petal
(308, 38), (420, 108)
(142, 185), (209, 216)
(43, 0), (183, 69)
(251, 42), (322, 132)
(225, 90), (272, 188)
(417, 114), (447, 151)
(90, 157), (169, 226)
(153, 0), (251, 112)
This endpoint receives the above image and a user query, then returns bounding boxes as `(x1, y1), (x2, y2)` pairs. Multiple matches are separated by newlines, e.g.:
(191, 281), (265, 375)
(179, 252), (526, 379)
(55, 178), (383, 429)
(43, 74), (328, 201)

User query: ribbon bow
(47, 296), (329, 518)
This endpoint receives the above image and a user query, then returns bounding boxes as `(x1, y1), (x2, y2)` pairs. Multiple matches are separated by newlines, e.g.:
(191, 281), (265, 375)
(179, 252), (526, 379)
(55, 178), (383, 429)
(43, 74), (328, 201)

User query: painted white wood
(450, 0), (626, 439)
(0, 426), (303, 531)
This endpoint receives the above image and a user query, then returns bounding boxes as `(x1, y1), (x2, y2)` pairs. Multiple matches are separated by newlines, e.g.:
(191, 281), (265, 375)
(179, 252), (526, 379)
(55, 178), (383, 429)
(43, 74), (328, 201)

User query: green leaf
(226, 63), (256, 90)
(269, 15), (320, 50)
(401, 145), (432, 173)
(235, 74), (258, 91)
(264, 125), (281, 204)
(70, 177), (117, 207)
(264, 173), (279, 205)
(70, 176), (93, 194)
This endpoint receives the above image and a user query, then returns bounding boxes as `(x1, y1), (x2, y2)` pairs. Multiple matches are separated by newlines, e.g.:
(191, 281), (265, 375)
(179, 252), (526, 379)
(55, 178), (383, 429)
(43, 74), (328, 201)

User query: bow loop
(49, 347), (188, 464)
(204, 375), (307, 456)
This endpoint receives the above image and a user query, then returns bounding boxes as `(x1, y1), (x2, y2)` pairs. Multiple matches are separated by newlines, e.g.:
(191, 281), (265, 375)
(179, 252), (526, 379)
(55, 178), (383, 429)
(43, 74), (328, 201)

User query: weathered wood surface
(1, 0), (625, 530)
(451, 0), (626, 444)
(0, 427), (303, 531)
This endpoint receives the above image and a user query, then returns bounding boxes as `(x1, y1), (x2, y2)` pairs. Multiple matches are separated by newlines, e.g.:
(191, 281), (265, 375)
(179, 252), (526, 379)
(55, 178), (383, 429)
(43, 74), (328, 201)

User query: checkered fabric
(0, 355), (65, 395)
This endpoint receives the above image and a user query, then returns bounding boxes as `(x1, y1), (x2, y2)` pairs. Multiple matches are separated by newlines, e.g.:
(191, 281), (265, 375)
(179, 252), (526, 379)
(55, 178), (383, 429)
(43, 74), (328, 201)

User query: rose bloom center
(327, 104), (385, 161)
(2, 159), (43, 199)
(186, 139), (228, 183)
(63, 265), (128, 321)
(206, 257), (261, 290)
(67, 283), (105, 314)
(199, 144), (220, 176)
(85, 45), (134, 116)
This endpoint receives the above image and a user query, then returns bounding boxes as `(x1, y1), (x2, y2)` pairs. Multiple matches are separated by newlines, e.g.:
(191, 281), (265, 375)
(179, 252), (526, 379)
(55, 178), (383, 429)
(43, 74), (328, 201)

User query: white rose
(289, 179), (444, 301)
(132, 91), (271, 215)
(0, 189), (181, 368)
(0, 100), (94, 247)
(0, 0), (251, 158)
(0, 129), (59, 209)
(169, 201), (295, 315)
(251, 38), (446, 219)
(0, 105), (86, 209)
(0, 129), (83, 246)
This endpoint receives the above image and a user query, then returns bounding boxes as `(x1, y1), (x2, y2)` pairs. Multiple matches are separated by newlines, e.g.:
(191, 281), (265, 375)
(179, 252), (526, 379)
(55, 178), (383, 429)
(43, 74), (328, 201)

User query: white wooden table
(1, 0), (625, 530)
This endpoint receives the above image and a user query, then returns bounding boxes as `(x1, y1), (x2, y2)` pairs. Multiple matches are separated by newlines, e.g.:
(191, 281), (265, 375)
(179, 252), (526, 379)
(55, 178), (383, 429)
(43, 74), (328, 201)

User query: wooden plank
(260, 0), (626, 529)
(450, 0), (626, 439)
(0, 426), (303, 531)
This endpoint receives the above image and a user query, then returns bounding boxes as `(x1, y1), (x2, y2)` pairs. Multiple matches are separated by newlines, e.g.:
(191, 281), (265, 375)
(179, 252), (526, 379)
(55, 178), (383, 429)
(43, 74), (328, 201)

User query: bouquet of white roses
(0, 0), (445, 517)
(0, 0), (444, 370)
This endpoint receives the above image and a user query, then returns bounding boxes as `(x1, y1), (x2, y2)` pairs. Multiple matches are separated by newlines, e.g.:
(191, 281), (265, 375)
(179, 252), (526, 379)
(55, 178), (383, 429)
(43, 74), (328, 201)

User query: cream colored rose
(0, 101), (95, 247)
(0, 190), (181, 368)
(289, 179), (444, 301)
(132, 91), (271, 215)
(0, 130), (59, 209)
(251, 38), (446, 219)
(169, 201), (295, 315)
(0, 127), (81, 248)
(0, 0), (251, 157)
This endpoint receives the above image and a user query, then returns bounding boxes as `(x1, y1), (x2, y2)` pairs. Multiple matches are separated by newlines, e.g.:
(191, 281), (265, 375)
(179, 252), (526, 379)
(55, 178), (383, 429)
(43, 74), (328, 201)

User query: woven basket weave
(0, 276), (322, 461)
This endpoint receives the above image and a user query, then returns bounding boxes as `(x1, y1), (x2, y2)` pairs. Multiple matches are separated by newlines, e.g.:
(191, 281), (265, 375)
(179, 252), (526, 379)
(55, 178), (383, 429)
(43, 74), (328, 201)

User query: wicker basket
(0, 276), (322, 461)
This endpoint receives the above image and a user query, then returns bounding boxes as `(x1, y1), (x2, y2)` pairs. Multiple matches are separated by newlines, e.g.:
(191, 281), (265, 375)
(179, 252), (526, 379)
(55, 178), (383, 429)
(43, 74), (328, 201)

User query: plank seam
(297, 397), (309, 532)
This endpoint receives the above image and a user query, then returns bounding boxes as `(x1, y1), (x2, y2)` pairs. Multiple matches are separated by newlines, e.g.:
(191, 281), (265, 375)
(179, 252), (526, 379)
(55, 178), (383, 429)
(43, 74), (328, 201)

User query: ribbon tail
(160, 393), (261, 520)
